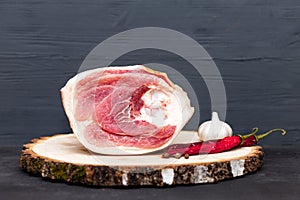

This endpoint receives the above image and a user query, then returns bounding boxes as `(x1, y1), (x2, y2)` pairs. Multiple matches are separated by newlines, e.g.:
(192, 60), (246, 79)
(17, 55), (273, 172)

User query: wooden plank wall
(0, 0), (299, 145)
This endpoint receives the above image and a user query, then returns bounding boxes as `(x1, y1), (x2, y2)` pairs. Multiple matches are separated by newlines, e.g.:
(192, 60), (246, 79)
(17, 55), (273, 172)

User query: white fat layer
(137, 88), (182, 128)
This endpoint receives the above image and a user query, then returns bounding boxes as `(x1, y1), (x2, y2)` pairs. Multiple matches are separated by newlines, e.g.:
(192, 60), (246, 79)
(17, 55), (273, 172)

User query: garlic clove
(198, 112), (232, 141)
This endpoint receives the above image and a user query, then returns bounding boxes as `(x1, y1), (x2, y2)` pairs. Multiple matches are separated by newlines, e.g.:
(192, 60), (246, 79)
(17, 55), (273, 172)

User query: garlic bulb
(198, 112), (232, 141)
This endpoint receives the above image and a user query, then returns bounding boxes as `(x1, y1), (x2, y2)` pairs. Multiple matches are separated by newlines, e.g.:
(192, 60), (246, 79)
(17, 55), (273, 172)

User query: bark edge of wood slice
(19, 132), (264, 187)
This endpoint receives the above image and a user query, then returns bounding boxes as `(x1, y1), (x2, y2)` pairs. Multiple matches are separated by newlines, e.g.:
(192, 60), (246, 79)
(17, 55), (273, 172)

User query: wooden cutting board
(19, 131), (263, 187)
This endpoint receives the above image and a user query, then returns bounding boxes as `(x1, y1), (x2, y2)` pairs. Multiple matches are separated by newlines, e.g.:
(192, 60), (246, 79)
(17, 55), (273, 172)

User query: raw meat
(61, 65), (194, 155)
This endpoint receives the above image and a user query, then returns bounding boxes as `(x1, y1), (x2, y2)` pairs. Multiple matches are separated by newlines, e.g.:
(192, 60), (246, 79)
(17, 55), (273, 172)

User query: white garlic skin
(198, 112), (233, 141)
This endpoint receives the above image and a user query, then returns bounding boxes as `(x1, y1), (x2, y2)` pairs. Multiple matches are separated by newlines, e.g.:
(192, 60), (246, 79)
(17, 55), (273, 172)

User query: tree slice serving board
(19, 131), (264, 187)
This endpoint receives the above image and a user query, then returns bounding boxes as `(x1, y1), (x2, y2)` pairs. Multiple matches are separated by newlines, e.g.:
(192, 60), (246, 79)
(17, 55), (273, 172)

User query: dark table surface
(0, 0), (299, 199)
(1, 146), (299, 200)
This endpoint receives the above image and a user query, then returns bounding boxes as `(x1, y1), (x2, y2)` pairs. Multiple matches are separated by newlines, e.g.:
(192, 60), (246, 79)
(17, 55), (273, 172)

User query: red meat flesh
(75, 67), (177, 149)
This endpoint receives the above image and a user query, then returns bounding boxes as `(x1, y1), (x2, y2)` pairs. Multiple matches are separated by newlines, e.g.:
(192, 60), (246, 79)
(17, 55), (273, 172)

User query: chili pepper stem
(239, 127), (259, 145)
(245, 127), (259, 138)
(256, 128), (286, 140)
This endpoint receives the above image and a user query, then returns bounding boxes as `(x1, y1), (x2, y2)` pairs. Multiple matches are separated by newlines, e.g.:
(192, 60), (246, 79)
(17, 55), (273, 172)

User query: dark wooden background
(1, 0), (299, 146)
(0, 1), (299, 199)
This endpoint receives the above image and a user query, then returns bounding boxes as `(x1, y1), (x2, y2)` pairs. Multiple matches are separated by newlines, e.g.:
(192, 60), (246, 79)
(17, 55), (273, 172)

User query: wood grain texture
(0, 0), (299, 147)
(19, 134), (264, 187)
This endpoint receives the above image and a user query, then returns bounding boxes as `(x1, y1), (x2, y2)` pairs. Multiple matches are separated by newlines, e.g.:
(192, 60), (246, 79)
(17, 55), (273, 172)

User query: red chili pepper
(162, 128), (286, 159)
